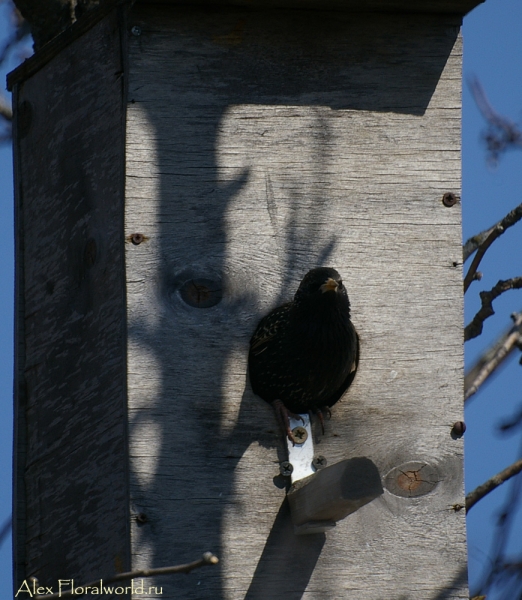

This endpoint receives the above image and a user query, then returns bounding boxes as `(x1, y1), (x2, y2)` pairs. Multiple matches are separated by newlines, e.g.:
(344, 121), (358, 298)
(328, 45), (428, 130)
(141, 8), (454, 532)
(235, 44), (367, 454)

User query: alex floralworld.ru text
(15, 578), (163, 597)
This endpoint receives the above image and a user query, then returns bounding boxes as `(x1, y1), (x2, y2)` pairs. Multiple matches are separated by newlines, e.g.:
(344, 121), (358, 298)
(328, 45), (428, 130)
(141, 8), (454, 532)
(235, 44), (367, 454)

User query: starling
(249, 267), (359, 444)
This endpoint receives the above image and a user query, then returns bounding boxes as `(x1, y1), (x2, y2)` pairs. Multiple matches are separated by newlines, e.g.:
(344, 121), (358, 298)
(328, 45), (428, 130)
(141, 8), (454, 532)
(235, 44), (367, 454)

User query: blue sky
(1, 0), (521, 597)
(462, 1), (522, 596)
(0, 2), (17, 595)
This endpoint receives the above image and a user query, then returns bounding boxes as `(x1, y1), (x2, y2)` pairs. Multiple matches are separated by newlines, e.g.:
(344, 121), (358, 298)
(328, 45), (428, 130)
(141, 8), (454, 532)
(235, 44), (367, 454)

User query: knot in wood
(384, 462), (439, 498)
(179, 278), (222, 308)
(397, 469), (423, 492)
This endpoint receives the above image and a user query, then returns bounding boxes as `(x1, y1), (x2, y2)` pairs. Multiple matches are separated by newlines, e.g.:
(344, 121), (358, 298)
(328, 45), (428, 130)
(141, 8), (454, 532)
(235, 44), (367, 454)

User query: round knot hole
(179, 278), (222, 308)
(384, 461), (439, 498)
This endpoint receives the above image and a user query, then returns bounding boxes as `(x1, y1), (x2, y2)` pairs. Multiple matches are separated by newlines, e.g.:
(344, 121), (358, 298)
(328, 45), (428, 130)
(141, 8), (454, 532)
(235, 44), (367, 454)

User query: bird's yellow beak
(320, 278), (338, 293)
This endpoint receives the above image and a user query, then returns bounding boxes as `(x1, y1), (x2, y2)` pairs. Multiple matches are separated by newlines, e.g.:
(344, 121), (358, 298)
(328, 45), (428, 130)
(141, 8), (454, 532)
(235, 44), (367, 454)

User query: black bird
(249, 267), (359, 444)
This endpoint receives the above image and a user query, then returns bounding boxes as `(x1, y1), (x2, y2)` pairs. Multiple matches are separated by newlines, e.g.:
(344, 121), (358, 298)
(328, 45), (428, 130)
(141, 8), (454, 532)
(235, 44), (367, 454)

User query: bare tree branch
(463, 202), (522, 263)
(0, 2), (30, 64)
(466, 458), (522, 512)
(466, 311), (522, 392)
(501, 561), (522, 571)
(464, 224), (504, 292)
(0, 1), (30, 139)
(465, 279), (522, 342)
(474, 433), (522, 598)
(12, 0), (117, 50)
(33, 552), (219, 600)
(0, 98), (13, 121)
(469, 77), (522, 164)
(465, 311), (522, 401)
(0, 515), (12, 547)
(499, 406), (522, 434)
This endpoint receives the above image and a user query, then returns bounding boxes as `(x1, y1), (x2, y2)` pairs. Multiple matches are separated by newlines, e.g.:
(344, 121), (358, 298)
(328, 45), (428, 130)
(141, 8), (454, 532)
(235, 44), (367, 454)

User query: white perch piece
(286, 414), (316, 484)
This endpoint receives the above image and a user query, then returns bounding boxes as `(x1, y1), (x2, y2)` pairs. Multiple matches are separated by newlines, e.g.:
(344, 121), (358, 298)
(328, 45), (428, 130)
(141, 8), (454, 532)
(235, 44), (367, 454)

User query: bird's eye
(338, 280), (343, 288)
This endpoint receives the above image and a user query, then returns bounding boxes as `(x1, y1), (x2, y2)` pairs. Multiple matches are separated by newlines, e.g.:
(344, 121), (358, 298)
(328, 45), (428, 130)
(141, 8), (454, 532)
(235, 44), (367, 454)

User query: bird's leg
(322, 406), (332, 420)
(315, 410), (325, 435)
(271, 399), (305, 445)
(311, 406), (332, 435)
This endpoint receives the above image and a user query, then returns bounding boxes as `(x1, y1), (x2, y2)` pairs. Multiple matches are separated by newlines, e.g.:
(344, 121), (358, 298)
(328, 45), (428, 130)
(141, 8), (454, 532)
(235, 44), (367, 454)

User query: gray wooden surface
(13, 9), (129, 594)
(125, 5), (467, 599)
(148, 0), (483, 16)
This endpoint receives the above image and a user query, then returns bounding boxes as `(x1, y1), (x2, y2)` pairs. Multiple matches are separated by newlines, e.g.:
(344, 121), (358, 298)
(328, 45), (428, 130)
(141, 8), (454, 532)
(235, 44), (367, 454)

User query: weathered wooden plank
(148, 0), (483, 16)
(6, 0), (482, 93)
(125, 5), (466, 600)
(13, 8), (129, 593)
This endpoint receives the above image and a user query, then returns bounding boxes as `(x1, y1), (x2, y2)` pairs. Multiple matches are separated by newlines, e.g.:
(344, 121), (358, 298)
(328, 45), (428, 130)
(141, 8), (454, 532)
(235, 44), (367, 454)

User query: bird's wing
(350, 336), (359, 373)
(326, 328), (359, 407)
(349, 330), (360, 376)
(249, 303), (291, 354)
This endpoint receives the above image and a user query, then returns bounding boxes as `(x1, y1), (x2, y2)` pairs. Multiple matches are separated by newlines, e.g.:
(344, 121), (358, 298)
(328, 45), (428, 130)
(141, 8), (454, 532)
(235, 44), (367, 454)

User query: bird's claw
(271, 399), (304, 445)
(311, 406), (332, 435)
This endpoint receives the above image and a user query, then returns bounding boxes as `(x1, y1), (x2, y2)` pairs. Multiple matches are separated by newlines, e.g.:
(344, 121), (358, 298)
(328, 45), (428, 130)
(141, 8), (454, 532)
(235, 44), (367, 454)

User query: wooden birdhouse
(10, 0), (483, 597)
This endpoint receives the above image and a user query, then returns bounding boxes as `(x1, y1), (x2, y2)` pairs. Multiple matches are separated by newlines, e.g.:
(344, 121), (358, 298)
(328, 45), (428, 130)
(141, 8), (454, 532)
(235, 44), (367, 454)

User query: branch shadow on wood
(125, 5), (463, 599)
(430, 565), (468, 600)
(244, 499), (326, 600)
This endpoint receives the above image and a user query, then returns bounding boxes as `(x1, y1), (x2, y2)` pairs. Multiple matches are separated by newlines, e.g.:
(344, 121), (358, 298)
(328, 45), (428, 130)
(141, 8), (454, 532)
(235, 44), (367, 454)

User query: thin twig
(469, 77), (522, 163)
(469, 77), (515, 131)
(0, 2), (31, 65)
(463, 201), (522, 263)
(0, 97), (12, 121)
(33, 552), (219, 600)
(464, 224), (504, 292)
(466, 458), (522, 512)
(465, 312), (522, 402)
(501, 561), (522, 571)
(464, 279), (522, 342)
(476, 437), (522, 597)
(499, 406), (522, 433)
(0, 515), (11, 546)
(466, 311), (522, 396)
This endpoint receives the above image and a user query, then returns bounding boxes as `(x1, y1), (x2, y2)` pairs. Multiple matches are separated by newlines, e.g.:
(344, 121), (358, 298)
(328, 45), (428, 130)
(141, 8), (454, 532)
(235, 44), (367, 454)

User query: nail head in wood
(131, 233), (144, 245)
(312, 455), (327, 470)
(292, 426), (308, 444)
(280, 461), (293, 477)
(451, 421), (466, 438)
(442, 192), (458, 207)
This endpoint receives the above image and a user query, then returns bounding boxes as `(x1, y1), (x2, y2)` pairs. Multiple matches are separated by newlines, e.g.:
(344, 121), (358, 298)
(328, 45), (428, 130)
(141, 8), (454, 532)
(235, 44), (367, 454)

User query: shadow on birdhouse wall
(10, 0), (468, 594)
(123, 5), (463, 598)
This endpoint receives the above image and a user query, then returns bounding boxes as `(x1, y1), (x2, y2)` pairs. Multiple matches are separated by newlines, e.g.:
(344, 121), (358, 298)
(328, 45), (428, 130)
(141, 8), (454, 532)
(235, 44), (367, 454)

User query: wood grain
(147, 0), (483, 16)
(13, 8), (129, 593)
(125, 5), (467, 599)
